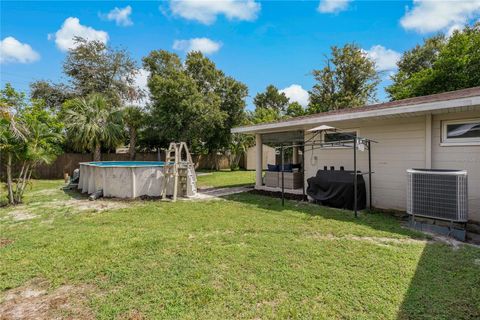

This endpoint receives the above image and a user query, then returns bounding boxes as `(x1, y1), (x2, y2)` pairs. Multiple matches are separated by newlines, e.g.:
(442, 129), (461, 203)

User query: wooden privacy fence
(1, 152), (240, 179)
(32, 153), (161, 179)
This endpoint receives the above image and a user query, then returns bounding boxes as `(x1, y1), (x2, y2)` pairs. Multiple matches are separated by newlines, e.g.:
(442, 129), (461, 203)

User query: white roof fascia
(232, 96), (480, 134)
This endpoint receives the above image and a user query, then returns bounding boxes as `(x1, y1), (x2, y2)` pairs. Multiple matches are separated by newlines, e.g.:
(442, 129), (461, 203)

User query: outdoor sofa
(264, 164), (303, 189)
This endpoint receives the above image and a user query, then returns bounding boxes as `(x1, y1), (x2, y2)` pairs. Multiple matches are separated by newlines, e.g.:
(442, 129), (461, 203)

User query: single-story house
(232, 87), (480, 223)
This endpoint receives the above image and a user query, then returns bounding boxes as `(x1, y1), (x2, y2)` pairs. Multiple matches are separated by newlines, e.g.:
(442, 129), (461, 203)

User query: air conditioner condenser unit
(406, 169), (468, 240)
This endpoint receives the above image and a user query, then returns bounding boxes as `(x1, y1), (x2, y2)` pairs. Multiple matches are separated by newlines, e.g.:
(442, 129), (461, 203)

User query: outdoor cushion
(267, 164), (280, 171)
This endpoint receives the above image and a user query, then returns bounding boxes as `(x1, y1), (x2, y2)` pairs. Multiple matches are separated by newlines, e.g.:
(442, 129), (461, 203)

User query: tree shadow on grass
(223, 191), (419, 238)
(223, 192), (480, 319)
(397, 243), (480, 319)
(62, 187), (89, 200)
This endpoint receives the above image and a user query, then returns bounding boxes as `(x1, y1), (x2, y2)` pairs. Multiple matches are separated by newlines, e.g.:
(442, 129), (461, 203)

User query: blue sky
(2, 1), (480, 109)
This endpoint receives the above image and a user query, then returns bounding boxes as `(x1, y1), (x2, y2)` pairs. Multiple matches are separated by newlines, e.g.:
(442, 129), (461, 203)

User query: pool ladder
(162, 142), (197, 201)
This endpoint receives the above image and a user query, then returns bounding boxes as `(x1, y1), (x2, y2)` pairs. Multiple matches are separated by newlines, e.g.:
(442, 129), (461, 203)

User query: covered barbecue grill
(307, 169), (367, 210)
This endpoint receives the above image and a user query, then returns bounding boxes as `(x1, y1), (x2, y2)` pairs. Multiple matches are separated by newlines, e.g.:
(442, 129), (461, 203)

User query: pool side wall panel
(133, 167), (164, 197)
(78, 163), (166, 198)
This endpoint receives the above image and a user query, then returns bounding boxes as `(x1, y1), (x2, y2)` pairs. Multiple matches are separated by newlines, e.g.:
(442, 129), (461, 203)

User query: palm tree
(1, 101), (27, 204)
(228, 133), (254, 170)
(63, 93), (124, 161)
(11, 103), (63, 203)
(123, 106), (144, 160)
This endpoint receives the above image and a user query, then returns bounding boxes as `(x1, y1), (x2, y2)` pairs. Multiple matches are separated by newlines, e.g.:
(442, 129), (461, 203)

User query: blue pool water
(88, 161), (166, 167)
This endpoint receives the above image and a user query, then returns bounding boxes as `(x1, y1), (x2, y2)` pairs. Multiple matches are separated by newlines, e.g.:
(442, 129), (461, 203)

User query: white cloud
(0, 37), (40, 64)
(51, 17), (109, 52)
(363, 45), (401, 71)
(400, 0), (480, 33)
(103, 5), (133, 26)
(318, 0), (351, 13)
(169, 0), (261, 24)
(173, 38), (222, 54)
(280, 84), (309, 107)
(134, 68), (149, 106)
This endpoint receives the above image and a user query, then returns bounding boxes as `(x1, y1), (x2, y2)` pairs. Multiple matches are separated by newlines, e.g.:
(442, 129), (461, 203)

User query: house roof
(232, 86), (480, 134)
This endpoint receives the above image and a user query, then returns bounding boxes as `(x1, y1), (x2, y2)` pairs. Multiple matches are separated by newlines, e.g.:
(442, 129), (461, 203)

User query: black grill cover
(307, 170), (366, 210)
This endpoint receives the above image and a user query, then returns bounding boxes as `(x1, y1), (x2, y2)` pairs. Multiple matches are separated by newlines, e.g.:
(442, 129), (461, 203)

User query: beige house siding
(304, 110), (480, 221)
(431, 110), (480, 222)
(245, 144), (276, 170)
(304, 116), (427, 212)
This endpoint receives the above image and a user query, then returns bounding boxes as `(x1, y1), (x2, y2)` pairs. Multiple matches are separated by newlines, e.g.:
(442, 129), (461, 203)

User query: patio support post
(255, 134), (263, 187)
(292, 146), (298, 164)
(368, 140), (372, 211)
(302, 146), (306, 201)
(353, 137), (358, 218)
(281, 144), (285, 206)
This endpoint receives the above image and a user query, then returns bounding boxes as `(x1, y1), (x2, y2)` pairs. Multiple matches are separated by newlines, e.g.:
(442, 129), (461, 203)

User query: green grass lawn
(1, 178), (479, 319)
(196, 170), (255, 189)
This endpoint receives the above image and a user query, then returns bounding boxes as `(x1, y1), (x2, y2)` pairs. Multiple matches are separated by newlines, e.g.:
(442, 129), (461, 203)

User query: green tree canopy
(142, 50), (247, 156)
(253, 85), (289, 115)
(30, 81), (75, 112)
(31, 37), (143, 110)
(387, 24), (480, 100)
(285, 101), (306, 118)
(308, 43), (379, 113)
(250, 85), (289, 123)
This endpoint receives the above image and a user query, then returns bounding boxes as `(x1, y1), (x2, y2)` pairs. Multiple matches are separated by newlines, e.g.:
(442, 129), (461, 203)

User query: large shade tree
(186, 52), (248, 157)
(253, 85), (289, 115)
(142, 50), (247, 163)
(31, 37), (143, 110)
(387, 24), (480, 100)
(62, 93), (124, 161)
(308, 43), (380, 113)
(250, 85), (305, 123)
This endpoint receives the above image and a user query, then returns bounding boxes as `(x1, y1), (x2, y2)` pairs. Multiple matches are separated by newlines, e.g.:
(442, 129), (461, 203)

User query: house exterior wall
(303, 111), (480, 222)
(431, 110), (480, 222)
(304, 116), (426, 213)
(246, 144), (276, 170)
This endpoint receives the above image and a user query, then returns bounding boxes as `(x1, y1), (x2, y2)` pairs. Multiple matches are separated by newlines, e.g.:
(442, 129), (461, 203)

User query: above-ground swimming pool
(78, 161), (196, 199)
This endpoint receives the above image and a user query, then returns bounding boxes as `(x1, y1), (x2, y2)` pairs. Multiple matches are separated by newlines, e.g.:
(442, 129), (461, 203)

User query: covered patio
(248, 126), (375, 217)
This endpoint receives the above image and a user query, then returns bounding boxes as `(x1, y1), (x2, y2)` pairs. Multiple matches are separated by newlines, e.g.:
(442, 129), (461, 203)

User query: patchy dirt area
(2, 198), (128, 223)
(306, 232), (479, 249)
(187, 186), (251, 201)
(60, 199), (128, 212)
(0, 239), (14, 248)
(0, 279), (95, 320)
(29, 188), (61, 196)
(121, 309), (145, 320)
(307, 233), (434, 246)
(5, 210), (37, 221)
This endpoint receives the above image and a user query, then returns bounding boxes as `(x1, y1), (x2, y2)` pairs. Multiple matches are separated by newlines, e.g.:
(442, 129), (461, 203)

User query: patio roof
(232, 87), (480, 134)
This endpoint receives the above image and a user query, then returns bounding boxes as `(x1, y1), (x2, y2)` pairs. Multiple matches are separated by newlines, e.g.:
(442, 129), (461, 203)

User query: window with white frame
(442, 118), (480, 145)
